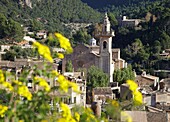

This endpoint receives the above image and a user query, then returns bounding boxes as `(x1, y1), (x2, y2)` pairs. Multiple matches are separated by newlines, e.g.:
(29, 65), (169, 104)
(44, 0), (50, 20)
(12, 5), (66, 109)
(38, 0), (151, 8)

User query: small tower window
(105, 26), (107, 32)
(103, 41), (107, 49)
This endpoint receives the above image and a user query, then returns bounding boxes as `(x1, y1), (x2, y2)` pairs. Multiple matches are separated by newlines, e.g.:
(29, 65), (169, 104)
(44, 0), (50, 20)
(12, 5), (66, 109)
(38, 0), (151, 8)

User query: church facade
(62, 13), (127, 82)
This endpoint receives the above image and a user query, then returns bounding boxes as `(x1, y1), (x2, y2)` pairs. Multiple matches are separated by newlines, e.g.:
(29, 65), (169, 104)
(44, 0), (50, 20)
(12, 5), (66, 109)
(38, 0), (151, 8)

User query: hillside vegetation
(0, 0), (170, 75)
(0, 0), (101, 36)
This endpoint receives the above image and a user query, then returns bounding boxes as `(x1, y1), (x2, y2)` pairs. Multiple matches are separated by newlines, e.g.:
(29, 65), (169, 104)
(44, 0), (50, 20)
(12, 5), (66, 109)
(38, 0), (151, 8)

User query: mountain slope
(81, 0), (157, 9)
(0, 0), (101, 33)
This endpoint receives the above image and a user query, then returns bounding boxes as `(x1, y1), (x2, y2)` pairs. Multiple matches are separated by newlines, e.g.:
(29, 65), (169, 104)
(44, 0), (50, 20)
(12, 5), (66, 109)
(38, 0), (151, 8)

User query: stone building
(120, 83), (133, 100)
(93, 87), (114, 103)
(63, 72), (86, 107)
(63, 13), (127, 83)
(136, 71), (159, 89)
(118, 16), (141, 28)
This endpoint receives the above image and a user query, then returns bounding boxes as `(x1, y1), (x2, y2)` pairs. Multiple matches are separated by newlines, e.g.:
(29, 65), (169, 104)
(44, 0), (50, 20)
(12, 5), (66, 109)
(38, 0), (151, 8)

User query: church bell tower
(98, 13), (115, 82)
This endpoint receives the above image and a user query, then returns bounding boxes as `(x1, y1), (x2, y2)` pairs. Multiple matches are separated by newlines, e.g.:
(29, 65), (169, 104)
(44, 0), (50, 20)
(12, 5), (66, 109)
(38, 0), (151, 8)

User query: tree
(0, 14), (23, 42)
(30, 19), (43, 32)
(0, 13), (7, 38)
(2, 50), (16, 61)
(73, 29), (91, 44)
(131, 38), (143, 55)
(66, 60), (73, 72)
(152, 40), (161, 54)
(6, 18), (23, 41)
(113, 65), (135, 84)
(159, 32), (170, 49)
(87, 66), (109, 88)
(108, 12), (118, 27)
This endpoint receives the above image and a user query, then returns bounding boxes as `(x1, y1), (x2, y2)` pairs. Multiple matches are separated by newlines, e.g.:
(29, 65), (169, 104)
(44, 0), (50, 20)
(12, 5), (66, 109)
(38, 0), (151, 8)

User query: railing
(95, 31), (115, 37)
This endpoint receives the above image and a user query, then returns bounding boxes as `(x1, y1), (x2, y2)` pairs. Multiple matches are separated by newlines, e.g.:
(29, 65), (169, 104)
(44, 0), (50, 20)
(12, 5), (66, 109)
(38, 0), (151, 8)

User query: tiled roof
(93, 87), (112, 95)
(0, 60), (58, 70)
(121, 111), (147, 122)
(147, 112), (166, 122)
(142, 75), (159, 80)
(136, 75), (157, 84)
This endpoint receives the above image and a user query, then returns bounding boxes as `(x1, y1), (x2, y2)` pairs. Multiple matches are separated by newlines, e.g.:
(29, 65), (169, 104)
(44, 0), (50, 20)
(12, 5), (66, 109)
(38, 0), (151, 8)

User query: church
(62, 13), (127, 82)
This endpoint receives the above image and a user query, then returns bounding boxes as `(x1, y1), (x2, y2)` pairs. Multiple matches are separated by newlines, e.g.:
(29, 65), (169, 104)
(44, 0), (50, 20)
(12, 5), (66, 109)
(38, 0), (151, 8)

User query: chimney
(123, 16), (127, 20)
(91, 101), (101, 118)
(141, 71), (146, 77)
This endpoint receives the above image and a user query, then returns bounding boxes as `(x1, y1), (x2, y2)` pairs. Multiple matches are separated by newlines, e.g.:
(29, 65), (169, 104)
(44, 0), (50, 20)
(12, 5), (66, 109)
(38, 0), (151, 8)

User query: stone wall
(63, 44), (99, 72)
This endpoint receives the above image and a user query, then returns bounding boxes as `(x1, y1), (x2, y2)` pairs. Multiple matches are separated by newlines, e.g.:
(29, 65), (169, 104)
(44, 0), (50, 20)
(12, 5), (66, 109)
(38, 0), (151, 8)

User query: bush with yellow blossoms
(0, 33), (143, 122)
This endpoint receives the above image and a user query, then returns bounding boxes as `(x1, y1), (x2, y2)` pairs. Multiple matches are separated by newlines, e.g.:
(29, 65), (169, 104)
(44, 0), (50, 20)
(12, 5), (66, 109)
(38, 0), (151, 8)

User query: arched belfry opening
(103, 41), (107, 49)
(104, 26), (107, 32)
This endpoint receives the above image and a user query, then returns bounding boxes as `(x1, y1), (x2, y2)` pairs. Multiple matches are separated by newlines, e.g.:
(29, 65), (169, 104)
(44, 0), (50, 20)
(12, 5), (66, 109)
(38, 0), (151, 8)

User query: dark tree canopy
(87, 66), (109, 88)
(66, 60), (73, 72)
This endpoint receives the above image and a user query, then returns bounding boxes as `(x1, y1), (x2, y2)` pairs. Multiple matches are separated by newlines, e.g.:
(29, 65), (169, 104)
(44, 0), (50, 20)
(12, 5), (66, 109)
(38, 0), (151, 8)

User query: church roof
(89, 38), (96, 43)
(90, 51), (100, 57)
(84, 43), (99, 48)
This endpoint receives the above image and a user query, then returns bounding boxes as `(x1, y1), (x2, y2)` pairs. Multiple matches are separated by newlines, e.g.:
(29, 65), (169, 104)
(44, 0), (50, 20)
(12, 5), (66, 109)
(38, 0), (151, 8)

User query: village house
(0, 58), (87, 109)
(63, 13), (127, 83)
(118, 16), (141, 28)
(13, 40), (32, 49)
(136, 71), (159, 89)
(120, 83), (133, 100)
(0, 58), (59, 80)
(159, 49), (170, 59)
(63, 72), (86, 107)
(121, 111), (147, 122)
(121, 110), (167, 122)
(93, 87), (114, 104)
(0, 45), (12, 52)
(36, 30), (47, 39)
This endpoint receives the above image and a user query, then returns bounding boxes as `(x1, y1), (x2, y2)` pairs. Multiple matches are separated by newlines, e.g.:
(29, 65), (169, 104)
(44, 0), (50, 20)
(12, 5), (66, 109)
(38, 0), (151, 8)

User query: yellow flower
(68, 82), (80, 93)
(133, 91), (143, 106)
(111, 100), (119, 107)
(74, 112), (80, 122)
(56, 75), (79, 93)
(126, 80), (138, 92)
(34, 77), (50, 92)
(13, 80), (22, 85)
(58, 103), (77, 122)
(121, 111), (132, 122)
(57, 75), (69, 92)
(60, 103), (71, 119)
(57, 53), (64, 59)
(18, 85), (32, 101)
(0, 105), (8, 117)
(57, 118), (66, 122)
(55, 33), (73, 54)
(70, 118), (76, 122)
(19, 120), (24, 122)
(2, 82), (13, 91)
(41, 120), (48, 122)
(84, 108), (98, 122)
(51, 70), (59, 76)
(33, 41), (53, 62)
(86, 107), (93, 113)
(126, 80), (143, 106)
(0, 70), (5, 83)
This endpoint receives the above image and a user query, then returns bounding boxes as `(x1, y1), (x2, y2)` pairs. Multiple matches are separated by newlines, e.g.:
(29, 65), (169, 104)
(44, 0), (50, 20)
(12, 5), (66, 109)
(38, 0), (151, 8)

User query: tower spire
(102, 12), (111, 33)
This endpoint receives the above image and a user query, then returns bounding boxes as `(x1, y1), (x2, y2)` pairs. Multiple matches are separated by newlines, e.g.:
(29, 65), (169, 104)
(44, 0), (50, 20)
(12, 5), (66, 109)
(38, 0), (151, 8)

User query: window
(80, 87), (82, 91)
(103, 41), (107, 49)
(47, 82), (50, 85)
(105, 26), (107, 32)
(28, 79), (32, 88)
(74, 97), (76, 103)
